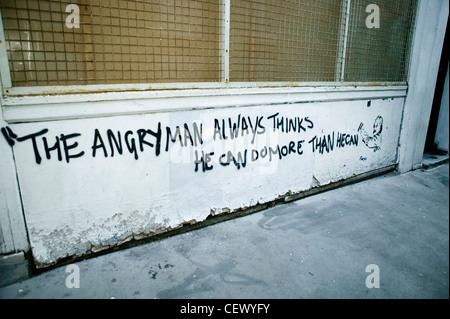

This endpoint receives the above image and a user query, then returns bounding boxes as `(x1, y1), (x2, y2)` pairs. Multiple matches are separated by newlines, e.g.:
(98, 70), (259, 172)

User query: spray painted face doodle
(358, 115), (383, 152)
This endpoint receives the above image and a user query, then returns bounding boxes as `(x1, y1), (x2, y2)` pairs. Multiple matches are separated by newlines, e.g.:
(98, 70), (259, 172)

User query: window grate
(0, 0), (417, 88)
(1, 0), (221, 86)
(230, 0), (344, 82)
(343, 0), (417, 82)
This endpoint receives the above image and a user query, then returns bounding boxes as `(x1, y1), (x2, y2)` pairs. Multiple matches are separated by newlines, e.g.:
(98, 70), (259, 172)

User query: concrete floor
(0, 163), (448, 299)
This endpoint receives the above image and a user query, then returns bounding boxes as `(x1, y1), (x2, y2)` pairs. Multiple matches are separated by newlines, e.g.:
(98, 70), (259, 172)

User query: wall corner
(398, 0), (449, 173)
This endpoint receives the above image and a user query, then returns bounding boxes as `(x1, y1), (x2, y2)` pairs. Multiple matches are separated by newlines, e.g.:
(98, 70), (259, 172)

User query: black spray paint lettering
(92, 129), (124, 158)
(219, 150), (248, 170)
(309, 133), (335, 154)
(124, 131), (137, 159)
(60, 133), (85, 163)
(194, 150), (214, 172)
(1, 113), (371, 173)
(15, 129), (49, 164)
(267, 113), (314, 133)
(43, 135), (62, 161)
(107, 129), (124, 157)
(251, 140), (305, 162)
(250, 145), (279, 162)
(277, 140), (305, 158)
(308, 131), (359, 154)
(1, 127), (84, 164)
(213, 115), (265, 143)
(336, 132), (359, 148)
(1, 126), (18, 146)
(92, 124), (162, 160)
(165, 122), (203, 152)
(218, 139), (305, 172)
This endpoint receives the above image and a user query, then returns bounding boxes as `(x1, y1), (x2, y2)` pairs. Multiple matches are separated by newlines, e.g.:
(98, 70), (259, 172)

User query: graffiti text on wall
(1, 113), (383, 172)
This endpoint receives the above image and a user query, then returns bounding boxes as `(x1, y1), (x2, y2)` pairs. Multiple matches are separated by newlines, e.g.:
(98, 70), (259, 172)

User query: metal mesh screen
(0, 0), (417, 88)
(343, 0), (417, 82)
(230, 0), (344, 82)
(0, 0), (220, 86)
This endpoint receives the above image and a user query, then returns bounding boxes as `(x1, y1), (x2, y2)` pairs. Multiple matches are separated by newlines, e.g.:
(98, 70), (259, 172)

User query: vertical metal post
(0, 10), (12, 90)
(340, 0), (351, 82)
(220, 0), (230, 83)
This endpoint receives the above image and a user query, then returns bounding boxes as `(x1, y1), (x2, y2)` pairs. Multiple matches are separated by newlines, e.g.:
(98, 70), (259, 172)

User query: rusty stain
(5, 86), (215, 97)
(4, 82), (406, 97)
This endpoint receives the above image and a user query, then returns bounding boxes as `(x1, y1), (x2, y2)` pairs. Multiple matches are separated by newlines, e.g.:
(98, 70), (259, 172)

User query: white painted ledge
(2, 84), (407, 124)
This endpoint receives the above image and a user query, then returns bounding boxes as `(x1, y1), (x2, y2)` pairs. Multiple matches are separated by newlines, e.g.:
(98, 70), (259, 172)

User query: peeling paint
(10, 98), (403, 268)
(312, 175), (321, 188)
(29, 208), (177, 268)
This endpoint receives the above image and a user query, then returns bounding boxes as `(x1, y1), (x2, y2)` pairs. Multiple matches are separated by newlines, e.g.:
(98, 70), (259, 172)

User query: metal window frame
(2, 84), (408, 124)
(0, 0), (407, 100)
(0, 9), (12, 89)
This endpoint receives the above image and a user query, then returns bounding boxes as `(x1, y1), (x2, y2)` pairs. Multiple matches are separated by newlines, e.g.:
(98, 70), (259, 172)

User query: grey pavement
(0, 163), (448, 299)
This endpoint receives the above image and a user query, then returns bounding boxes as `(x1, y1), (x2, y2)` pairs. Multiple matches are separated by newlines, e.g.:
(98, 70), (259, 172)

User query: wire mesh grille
(344, 0), (417, 82)
(0, 0), (417, 87)
(0, 0), (220, 86)
(230, 0), (344, 82)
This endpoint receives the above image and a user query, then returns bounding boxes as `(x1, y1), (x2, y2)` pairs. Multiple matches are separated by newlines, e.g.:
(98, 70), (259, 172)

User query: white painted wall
(0, 82), (29, 255)
(398, 0), (449, 172)
(434, 62), (449, 152)
(3, 94), (404, 267)
(0, 0), (447, 270)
